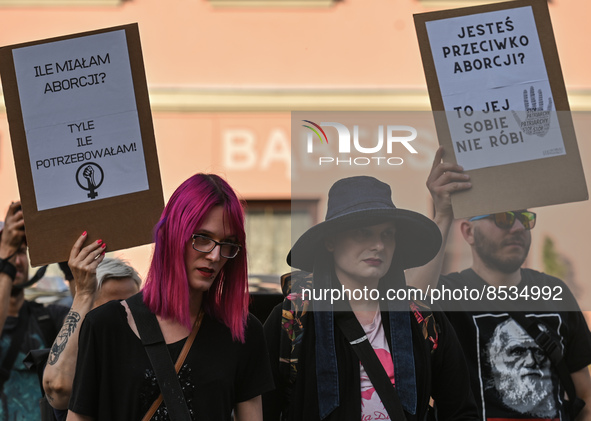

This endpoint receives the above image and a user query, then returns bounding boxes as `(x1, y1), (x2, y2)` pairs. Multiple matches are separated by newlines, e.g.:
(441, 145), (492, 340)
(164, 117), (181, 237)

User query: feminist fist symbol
(76, 162), (104, 199)
(83, 165), (98, 199)
(512, 86), (554, 137)
(83, 165), (95, 186)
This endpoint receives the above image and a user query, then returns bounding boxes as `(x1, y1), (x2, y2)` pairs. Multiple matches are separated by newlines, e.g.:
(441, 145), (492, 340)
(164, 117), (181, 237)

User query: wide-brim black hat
(288, 176), (442, 272)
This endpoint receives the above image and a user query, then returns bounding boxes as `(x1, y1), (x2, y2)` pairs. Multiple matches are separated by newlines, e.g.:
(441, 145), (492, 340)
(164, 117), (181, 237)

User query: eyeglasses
(191, 234), (241, 259)
(469, 211), (537, 230)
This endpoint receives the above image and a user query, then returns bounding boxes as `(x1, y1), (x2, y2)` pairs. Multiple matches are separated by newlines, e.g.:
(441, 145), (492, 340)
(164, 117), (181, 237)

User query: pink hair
(142, 174), (249, 342)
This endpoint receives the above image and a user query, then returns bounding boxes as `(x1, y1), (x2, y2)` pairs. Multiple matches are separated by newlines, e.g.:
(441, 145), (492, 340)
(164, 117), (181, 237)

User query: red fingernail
(101, 243), (107, 249)
(82, 231), (87, 236)
(101, 251), (106, 256)
(97, 239), (102, 245)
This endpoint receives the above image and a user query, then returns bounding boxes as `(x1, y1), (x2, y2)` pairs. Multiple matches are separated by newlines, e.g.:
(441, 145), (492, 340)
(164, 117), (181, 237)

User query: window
(245, 199), (317, 292)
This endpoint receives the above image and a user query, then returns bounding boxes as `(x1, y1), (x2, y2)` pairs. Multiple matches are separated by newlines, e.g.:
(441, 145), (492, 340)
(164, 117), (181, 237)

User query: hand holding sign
(414, 0), (588, 218)
(512, 86), (554, 137)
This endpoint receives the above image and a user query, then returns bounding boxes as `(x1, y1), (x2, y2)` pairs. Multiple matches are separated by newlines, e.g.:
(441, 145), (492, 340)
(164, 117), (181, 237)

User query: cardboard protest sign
(414, 0), (588, 218)
(0, 24), (164, 266)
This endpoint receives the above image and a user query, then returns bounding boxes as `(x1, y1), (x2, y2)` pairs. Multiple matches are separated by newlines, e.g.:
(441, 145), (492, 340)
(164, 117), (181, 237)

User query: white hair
(96, 257), (141, 289)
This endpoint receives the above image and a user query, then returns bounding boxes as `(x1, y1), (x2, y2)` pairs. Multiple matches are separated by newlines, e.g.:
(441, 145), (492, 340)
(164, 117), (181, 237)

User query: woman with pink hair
(67, 174), (273, 421)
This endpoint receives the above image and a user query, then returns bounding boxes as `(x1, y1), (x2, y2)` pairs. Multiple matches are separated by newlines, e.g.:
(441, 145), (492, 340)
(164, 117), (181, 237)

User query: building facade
(1, 0), (590, 305)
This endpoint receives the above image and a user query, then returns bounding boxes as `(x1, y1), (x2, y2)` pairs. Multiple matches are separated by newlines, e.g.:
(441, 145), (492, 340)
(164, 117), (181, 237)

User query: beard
(10, 267), (29, 297)
(492, 367), (555, 417)
(473, 227), (530, 274)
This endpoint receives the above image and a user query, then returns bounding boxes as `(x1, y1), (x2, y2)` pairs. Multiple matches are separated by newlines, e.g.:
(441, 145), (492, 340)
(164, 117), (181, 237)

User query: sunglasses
(469, 211), (536, 230)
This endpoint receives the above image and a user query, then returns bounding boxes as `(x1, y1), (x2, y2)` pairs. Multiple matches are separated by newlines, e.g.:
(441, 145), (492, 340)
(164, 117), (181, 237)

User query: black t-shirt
(69, 300), (274, 421)
(439, 268), (591, 421)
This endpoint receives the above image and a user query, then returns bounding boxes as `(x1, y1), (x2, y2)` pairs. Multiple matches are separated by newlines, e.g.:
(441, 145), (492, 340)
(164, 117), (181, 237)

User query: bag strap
(12, 265), (48, 290)
(126, 293), (202, 421)
(335, 311), (407, 421)
(510, 312), (585, 418)
(141, 310), (203, 421)
(0, 302), (31, 390)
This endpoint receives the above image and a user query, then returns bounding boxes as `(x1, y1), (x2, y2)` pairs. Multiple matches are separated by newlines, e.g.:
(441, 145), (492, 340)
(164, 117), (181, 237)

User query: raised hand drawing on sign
(512, 86), (553, 137)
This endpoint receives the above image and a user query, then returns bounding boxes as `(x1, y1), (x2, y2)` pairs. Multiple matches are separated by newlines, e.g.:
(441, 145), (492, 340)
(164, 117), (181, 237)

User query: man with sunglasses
(407, 147), (591, 421)
(463, 210), (536, 278)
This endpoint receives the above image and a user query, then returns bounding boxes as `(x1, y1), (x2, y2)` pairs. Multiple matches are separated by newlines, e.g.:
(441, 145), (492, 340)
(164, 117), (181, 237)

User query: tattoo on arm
(48, 310), (81, 366)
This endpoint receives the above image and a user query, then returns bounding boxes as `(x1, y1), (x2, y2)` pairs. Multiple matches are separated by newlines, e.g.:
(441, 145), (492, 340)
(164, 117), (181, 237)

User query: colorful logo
(302, 120), (329, 144)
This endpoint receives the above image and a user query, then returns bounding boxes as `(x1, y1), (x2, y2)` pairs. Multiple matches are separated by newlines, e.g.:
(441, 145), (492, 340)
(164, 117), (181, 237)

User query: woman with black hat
(262, 175), (478, 421)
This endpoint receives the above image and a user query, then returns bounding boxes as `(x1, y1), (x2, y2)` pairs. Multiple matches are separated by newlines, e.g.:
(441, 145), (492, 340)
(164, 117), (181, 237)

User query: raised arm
(405, 146), (471, 291)
(0, 201), (26, 332)
(43, 232), (106, 410)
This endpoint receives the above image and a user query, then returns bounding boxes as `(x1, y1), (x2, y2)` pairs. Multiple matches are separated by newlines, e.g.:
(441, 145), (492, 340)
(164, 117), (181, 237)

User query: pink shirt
(359, 311), (393, 421)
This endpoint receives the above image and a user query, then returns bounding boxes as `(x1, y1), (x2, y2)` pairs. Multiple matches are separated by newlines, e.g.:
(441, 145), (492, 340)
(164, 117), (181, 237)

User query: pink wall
(0, 0), (590, 302)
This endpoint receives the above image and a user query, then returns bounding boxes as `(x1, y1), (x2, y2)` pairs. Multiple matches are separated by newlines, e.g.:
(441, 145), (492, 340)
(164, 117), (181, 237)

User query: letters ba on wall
(414, 0), (587, 218)
(0, 24), (164, 266)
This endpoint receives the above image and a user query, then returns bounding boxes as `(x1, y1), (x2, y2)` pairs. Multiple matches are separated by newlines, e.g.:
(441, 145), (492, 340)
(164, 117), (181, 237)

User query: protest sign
(0, 24), (164, 266)
(414, 0), (587, 218)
